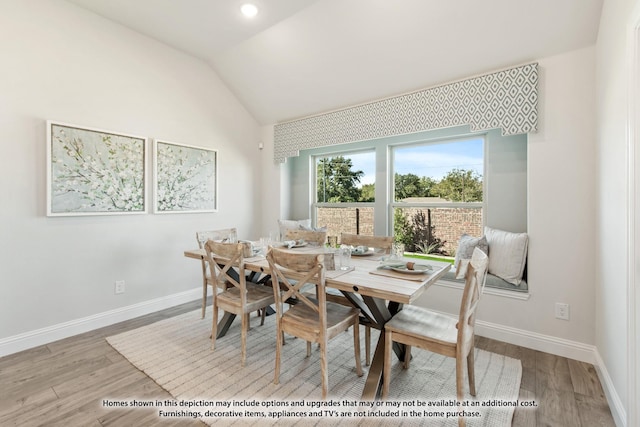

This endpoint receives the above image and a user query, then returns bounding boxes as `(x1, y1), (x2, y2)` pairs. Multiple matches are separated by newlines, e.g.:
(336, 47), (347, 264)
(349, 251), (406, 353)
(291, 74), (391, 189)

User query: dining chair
(382, 247), (489, 426)
(196, 228), (237, 318)
(338, 233), (394, 366)
(283, 229), (328, 246)
(204, 240), (275, 367)
(266, 247), (363, 399)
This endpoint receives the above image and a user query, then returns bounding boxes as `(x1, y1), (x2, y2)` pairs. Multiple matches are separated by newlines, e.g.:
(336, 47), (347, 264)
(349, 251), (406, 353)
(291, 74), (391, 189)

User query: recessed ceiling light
(241, 4), (258, 18)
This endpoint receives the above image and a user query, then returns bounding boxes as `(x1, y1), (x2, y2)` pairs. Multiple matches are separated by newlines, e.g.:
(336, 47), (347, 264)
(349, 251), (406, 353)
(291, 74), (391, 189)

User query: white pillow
(278, 219), (311, 240)
(454, 234), (489, 279)
(484, 226), (528, 285)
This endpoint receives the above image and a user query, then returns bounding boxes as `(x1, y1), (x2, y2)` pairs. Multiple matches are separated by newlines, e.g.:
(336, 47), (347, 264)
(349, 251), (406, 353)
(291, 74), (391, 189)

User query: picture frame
(153, 140), (218, 213)
(46, 121), (148, 216)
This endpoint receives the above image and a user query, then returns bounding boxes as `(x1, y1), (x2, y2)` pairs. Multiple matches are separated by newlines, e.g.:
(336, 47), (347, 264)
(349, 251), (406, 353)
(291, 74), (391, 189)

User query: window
(314, 151), (375, 239)
(292, 126), (525, 261)
(392, 137), (484, 257)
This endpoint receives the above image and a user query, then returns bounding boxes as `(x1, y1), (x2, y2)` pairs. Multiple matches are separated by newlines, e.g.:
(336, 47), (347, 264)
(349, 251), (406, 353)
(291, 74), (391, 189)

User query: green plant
(411, 209), (448, 255)
(393, 209), (414, 248)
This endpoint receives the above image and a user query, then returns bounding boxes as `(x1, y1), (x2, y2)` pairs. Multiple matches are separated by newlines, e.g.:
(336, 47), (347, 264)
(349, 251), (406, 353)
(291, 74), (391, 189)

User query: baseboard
(593, 348), (627, 427)
(473, 318), (597, 364)
(0, 288), (201, 358)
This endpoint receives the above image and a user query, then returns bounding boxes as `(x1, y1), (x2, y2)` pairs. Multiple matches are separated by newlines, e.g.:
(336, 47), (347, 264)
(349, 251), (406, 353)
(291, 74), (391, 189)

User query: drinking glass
(259, 236), (271, 255)
(391, 242), (405, 260)
(339, 245), (352, 270)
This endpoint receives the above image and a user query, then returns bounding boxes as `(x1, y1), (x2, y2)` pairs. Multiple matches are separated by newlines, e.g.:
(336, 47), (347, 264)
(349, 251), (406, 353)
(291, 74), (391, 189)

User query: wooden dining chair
(382, 247), (489, 426)
(266, 247), (363, 399)
(339, 233), (394, 366)
(204, 240), (275, 367)
(283, 229), (327, 246)
(196, 228), (237, 318)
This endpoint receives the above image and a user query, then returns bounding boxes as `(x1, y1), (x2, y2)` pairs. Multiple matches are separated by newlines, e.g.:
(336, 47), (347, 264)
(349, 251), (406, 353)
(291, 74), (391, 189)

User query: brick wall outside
(316, 206), (482, 255)
(316, 207), (375, 239)
(397, 207), (483, 254)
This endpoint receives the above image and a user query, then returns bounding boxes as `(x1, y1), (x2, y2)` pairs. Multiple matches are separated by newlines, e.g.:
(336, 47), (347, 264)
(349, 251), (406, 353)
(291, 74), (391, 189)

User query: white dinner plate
(390, 264), (432, 274)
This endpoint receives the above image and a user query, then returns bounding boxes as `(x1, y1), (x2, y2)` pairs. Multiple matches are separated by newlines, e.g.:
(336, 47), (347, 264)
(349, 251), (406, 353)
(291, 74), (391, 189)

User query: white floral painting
(153, 140), (217, 213)
(47, 121), (147, 216)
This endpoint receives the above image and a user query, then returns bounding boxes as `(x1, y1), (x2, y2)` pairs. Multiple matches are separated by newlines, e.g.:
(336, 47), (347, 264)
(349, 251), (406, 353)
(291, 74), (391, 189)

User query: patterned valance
(274, 63), (538, 162)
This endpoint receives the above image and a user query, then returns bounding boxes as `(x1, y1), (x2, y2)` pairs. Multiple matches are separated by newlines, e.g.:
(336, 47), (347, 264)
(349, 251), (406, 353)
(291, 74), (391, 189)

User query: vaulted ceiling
(66, 0), (603, 125)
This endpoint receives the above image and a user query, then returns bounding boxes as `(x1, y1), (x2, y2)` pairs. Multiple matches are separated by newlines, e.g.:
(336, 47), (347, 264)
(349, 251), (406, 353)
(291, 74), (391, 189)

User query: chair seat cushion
(217, 283), (274, 309)
(282, 302), (359, 340)
(385, 306), (457, 347)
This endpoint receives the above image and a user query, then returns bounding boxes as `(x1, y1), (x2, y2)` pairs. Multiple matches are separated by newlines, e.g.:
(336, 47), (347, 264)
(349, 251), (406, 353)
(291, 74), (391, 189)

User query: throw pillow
(454, 234), (489, 279)
(484, 226), (528, 285)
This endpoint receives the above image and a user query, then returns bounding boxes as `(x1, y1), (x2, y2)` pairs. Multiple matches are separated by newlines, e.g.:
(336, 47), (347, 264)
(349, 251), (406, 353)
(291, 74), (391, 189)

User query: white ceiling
(66, 0), (603, 125)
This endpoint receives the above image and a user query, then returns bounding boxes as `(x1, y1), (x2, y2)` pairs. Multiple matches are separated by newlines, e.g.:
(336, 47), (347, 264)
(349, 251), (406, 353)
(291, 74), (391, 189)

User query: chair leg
(201, 282), (208, 319)
(306, 341), (312, 357)
(241, 311), (247, 367)
(211, 304), (218, 351)
(274, 323), (282, 385)
(467, 347), (476, 396)
(456, 353), (465, 427)
(403, 345), (411, 369)
(319, 340), (328, 399)
(365, 326), (371, 366)
(353, 319), (363, 377)
(382, 330), (392, 399)
(260, 307), (267, 326)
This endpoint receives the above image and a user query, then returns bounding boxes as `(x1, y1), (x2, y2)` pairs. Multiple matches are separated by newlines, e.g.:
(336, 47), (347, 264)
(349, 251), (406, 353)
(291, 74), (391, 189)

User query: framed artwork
(153, 140), (218, 213)
(46, 121), (147, 216)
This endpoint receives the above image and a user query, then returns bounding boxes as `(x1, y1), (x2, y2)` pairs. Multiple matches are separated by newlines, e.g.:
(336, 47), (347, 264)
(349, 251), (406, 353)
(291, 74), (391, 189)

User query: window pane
(316, 207), (374, 239)
(393, 138), (483, 202)
(393, 138), (484, 257)
(316, 152), (375, 203)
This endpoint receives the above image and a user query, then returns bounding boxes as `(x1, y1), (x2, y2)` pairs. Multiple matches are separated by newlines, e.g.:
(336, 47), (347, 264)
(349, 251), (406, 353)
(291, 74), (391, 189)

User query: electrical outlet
(555, 302), (569, 320)
(115, 280), (126, 294)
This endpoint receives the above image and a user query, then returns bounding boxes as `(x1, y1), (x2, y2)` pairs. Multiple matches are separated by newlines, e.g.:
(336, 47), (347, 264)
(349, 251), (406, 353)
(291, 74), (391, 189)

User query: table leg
(340, 293), (406, 399)
(215, 312), (236, 338)
(361, 331), (386, 400)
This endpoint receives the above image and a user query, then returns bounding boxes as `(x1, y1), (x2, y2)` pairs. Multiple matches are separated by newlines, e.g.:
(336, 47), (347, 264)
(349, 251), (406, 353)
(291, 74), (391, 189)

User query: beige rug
(107, 309), (522, 426)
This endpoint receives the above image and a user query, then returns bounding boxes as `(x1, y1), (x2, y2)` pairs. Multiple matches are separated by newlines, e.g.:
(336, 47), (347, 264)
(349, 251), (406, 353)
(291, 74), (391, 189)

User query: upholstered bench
(439, 269), (528, 293)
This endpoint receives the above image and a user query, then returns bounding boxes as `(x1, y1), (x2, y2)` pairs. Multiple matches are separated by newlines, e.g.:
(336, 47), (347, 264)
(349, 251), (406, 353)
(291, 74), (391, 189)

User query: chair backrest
(284, 229), (327, 247)
(266, 247), (327, 328)
(196, 228), (237, 248)
(204, 240), (247, 305)
(457, 247), (489, 347)
(340, 233), (394, 253)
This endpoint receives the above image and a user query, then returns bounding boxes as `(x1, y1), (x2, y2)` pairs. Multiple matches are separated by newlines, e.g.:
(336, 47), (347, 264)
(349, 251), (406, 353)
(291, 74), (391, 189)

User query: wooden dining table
(184, 245), (450, 399)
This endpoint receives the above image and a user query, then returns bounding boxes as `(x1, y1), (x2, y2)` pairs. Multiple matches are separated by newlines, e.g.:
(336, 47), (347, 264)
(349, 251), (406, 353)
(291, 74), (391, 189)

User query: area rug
(106, 309), (522, 426)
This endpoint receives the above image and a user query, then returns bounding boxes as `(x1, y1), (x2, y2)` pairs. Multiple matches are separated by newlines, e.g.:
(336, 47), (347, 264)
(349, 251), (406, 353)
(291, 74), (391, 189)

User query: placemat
(369, 267), (432, 282)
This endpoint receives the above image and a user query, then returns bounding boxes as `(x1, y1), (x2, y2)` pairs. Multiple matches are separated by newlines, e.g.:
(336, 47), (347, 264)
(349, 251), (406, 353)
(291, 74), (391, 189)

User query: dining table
(183, 244), (450, 399)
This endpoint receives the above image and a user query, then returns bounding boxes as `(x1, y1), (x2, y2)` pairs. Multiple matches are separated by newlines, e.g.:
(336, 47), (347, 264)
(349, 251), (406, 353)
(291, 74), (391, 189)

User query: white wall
(263, 46), (599, 353)
(0, 0), (261, 344)
(596, 0), (640, 422)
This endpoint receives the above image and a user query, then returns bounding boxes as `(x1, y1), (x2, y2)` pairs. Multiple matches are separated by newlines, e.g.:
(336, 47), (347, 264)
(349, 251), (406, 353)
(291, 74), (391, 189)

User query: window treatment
(274, 63), (538, 163)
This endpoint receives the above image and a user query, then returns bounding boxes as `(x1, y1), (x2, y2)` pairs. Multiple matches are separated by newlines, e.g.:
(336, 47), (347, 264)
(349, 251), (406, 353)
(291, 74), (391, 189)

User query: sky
(348, 137), (484, 186)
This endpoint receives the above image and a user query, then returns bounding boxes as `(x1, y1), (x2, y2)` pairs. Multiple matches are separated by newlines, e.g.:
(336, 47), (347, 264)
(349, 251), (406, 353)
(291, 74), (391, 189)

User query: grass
(404, 252), (455, 264)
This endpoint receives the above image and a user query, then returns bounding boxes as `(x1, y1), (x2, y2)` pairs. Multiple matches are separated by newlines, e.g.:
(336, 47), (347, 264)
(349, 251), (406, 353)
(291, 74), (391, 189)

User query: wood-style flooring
(0, 300), (616, 426)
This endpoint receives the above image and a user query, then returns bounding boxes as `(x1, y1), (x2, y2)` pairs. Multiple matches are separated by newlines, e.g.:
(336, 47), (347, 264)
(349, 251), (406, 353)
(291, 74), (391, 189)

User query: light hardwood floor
(0, 300), (616, 426)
